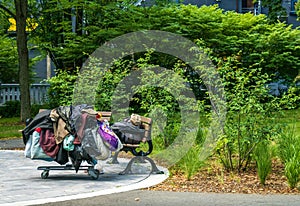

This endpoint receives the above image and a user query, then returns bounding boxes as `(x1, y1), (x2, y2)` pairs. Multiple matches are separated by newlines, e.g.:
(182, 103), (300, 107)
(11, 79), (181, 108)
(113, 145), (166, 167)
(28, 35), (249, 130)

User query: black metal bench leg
(119, 156), (164, 175)
(145, 156), (164, 174)
(107, 151), (120, 164)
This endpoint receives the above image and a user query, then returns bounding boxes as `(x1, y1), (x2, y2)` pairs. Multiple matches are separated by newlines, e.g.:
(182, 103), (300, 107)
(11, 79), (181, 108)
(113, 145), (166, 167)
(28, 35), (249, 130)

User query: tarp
(22, 110), (53, 144)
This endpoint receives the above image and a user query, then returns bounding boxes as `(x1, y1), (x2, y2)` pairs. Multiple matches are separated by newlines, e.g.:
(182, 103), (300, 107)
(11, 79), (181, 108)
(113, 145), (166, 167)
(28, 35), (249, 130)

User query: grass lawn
(277, 108), (300, 136)
(0, 117), (25, 139)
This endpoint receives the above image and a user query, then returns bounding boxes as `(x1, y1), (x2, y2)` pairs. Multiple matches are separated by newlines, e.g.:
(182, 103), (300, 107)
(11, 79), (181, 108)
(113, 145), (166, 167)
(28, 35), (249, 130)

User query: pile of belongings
(111, 114), (149, 145)
(22, 104), (123, 172)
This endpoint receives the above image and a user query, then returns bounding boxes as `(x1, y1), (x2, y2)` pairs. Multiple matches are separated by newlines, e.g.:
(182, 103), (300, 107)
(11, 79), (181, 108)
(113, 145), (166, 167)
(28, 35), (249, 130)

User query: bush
(276, 125), (300, 189)
(0, 101), (20, 118)
(215, 58), (282, 172)
(285, 155), (300, 189)
(0, 101), (51, 118)
(46, 70), (78, 108)
(31, 104), (51, 116)
(175, 144), (205, 180)
(254, 141), (272, 185)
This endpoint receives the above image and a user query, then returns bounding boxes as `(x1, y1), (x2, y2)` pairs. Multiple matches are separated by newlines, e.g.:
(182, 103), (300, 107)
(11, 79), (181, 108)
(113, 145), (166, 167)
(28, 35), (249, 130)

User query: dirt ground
(149, 158), (300, 195)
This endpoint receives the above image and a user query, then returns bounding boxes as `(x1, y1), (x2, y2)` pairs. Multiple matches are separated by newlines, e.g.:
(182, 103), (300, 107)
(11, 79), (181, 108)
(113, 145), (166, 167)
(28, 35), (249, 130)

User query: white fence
(0, 84), (50, 105)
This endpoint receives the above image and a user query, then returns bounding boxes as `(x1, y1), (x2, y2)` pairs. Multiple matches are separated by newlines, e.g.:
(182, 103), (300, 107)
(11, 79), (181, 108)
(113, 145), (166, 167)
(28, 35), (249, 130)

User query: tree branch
(0, 3), (16, 19)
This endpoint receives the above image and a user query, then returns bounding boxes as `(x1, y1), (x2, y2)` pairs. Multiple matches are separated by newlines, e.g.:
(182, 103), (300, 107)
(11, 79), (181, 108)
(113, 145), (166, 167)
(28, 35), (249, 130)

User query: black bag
(55, 143), (69, 165)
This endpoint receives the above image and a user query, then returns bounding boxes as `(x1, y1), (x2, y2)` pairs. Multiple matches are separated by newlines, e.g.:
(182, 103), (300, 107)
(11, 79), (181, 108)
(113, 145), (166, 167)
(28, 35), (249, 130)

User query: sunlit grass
(277, 108), (300, 137)
(0, 117), (25, 139)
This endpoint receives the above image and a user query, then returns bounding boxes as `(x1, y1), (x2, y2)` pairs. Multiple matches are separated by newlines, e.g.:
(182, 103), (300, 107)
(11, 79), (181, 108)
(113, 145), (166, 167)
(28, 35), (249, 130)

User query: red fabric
(73, 136), (81, 144)
(35, 127), (42, 133)
(96, 113), (102, 120)
(39, 129), (60, 158)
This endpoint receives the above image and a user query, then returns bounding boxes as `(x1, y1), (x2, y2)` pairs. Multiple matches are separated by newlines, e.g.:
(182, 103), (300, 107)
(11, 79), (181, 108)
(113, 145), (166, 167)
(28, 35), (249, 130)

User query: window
(242, 0), (257, 14)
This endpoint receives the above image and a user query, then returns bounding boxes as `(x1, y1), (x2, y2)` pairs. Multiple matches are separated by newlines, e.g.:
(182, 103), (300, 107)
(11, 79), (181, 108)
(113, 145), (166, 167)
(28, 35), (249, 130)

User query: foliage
(94, 57), (134, 111)
(0, 3), (16, 83)
(215, 56), (281, 172)
(199, 12), (300, 83)
(278, 85), (300, 109)
(0, 35), (18, 83)
(0, 101), (20, 118)
(29, 0), (131, 71)
(276, 125), (300, 189)
(0, 100), (49, 118)
(285, 155), (300, 189)
(0, 9), (10, 32)
(46, 69), (78, 108)
(27, 3), (300, 85)
(31, 103), (51, 116)
(175, 144), (205, 180)
(254, 140), (272, 185)
(296, 1), (300, 21)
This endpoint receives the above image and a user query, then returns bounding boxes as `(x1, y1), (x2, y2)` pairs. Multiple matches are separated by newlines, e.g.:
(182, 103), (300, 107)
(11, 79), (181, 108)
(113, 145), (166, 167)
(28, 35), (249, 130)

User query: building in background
(183, 0), (299, 27)
(137, 0), (299, 27)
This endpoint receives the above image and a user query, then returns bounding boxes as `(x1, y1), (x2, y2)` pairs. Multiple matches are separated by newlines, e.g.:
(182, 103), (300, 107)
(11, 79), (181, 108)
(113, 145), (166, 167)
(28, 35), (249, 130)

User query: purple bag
(97, 121), (119, 151)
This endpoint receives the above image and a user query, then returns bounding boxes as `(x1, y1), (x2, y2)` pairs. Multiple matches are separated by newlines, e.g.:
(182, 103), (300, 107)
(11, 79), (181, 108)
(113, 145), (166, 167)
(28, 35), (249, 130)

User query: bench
(98, 111), (163, 175)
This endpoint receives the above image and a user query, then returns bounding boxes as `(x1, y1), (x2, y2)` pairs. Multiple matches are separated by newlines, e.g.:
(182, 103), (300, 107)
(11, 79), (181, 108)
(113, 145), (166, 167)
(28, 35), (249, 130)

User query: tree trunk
(14, 0), (31, 122)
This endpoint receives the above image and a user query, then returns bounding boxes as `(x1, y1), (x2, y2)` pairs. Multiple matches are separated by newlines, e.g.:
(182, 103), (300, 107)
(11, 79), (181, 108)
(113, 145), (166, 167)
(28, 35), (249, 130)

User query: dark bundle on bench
(98, 111), (152, 155)
(99, 111), (163, 175)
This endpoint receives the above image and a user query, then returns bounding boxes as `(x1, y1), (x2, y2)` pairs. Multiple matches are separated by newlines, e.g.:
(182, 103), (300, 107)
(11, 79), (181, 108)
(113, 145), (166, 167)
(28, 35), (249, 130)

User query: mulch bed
(147, 159), (300, 195)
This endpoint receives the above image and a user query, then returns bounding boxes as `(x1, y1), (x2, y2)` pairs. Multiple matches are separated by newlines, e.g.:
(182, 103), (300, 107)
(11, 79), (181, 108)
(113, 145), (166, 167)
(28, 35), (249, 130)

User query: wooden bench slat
(98, 111), (112, 117)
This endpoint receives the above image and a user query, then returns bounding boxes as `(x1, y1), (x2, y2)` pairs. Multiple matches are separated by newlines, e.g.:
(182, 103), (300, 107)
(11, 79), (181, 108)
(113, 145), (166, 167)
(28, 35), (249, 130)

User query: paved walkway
(0, 150), (168, 206)
(0, 138), (25, 150)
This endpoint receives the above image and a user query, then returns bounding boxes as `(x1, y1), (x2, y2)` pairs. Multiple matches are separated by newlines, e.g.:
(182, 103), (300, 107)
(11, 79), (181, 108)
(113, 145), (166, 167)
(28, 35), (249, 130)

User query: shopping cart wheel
(41, 170), (49, 179)
(88, 169), (99, 180)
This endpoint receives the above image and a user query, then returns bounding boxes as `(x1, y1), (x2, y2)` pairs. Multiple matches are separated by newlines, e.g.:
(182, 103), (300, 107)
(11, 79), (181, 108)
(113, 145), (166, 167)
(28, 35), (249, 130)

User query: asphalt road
(33, 190), (300, 206)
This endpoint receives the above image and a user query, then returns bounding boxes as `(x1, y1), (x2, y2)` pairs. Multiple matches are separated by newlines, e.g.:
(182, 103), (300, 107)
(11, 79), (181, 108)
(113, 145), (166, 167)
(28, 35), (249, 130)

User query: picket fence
(0, 83), (50, 105)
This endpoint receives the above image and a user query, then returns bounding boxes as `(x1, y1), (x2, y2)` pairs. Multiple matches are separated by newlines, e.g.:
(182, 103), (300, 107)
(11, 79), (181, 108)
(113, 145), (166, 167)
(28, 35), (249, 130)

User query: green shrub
(285, 155), (300, 189)
(31, 104), (51, 116)
(0, 101), (51, 118)
(279, 86), (300, 110)
(276, 125), (300, 189)
(175, 144), (205, 180)
(46, 70), (78, 108)
(215, 58), (282, 172)
(0, 101), (20, 118)
(254, 141), (272, 185)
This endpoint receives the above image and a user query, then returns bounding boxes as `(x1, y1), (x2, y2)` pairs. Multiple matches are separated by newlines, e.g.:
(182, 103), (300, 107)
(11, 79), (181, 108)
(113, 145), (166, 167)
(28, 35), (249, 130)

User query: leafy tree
(0, 1), (18, 83)
(15, 0), (31, 121)
(0, 0), (31, 121)
(29, 0), (124, 72)
(0, 35), (18, 83)
(43, 4), (300, 103)
(26, 2), (300, 84)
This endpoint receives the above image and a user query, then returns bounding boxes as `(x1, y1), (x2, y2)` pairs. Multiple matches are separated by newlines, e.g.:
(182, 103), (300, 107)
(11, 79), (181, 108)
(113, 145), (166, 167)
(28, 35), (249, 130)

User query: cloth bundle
(23, 105), (123, 165)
